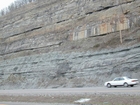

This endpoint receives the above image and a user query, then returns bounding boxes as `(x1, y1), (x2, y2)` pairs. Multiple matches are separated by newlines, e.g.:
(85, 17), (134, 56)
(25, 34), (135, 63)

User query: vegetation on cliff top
(0, 0), (36, 16)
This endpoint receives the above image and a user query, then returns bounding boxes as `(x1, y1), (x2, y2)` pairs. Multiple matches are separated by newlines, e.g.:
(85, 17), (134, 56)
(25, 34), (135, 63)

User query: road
(0, 86), (140, 105)
(0, 86), (140, 95)
(0, 102), (70, 105)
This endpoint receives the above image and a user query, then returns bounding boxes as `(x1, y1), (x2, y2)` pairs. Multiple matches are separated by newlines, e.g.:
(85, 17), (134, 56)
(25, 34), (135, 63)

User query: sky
(0, 0), (16, 10)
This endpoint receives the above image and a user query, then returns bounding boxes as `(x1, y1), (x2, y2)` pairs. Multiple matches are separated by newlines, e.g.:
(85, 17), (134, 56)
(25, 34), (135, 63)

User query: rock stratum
(0, 0), (140, 89)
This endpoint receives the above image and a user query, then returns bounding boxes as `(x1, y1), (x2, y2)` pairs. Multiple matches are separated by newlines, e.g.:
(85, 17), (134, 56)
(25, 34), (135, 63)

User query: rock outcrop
(0, 0), (140, 89)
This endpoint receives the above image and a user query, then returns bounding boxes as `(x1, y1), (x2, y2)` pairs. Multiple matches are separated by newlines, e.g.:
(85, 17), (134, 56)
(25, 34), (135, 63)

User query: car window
(114, 78), (120, 81)
(125, 77), (131, 79)
(120, 77), (124, 81)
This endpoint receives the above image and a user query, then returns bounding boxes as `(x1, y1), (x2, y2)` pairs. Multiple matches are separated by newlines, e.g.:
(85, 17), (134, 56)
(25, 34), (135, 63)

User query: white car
(104, 77), (139, 88)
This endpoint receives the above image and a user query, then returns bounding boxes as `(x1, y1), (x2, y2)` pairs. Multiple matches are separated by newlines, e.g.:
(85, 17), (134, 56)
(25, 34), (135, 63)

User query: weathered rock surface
(0, 0), (140, 89)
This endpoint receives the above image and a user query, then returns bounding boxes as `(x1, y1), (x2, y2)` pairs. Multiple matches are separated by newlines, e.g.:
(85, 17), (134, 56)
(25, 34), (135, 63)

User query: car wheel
(130, 85), (134, 87)
(107, 83), (111, 88)
(123, 82), (128, 87)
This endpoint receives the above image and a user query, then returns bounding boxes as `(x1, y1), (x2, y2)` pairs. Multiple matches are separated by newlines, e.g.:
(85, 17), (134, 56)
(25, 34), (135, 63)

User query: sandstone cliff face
(0, 0), (140, 89)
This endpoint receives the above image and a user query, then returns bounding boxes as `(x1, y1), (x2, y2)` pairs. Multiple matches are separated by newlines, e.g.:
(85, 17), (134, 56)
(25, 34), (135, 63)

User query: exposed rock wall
(0, 0), (140, 89)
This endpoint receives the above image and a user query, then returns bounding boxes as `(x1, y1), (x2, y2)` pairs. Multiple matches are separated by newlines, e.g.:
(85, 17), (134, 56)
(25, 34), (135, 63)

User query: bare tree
(0, 0), (37, 16)
(8, 3), (15, 11)
(0, 9), (6, 16)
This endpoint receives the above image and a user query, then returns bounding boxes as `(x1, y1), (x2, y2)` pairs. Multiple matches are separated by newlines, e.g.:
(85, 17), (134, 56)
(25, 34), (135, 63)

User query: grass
(0, 93), (140, 105)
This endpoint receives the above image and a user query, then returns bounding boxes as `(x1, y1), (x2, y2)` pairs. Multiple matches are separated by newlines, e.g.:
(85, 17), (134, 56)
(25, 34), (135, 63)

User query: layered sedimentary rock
(0, 0), (140, 89)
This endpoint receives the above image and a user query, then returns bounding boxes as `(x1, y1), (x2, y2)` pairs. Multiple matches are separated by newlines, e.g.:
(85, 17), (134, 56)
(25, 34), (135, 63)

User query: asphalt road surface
(0, 103), (70, 105)
(0, 86), (140, 95)
(0, 103), (55, 105)
(0, 86), (140, 105)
